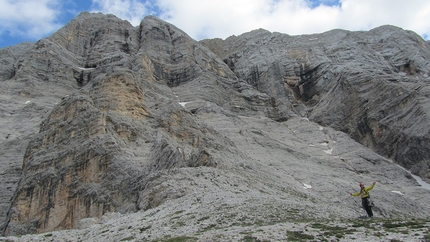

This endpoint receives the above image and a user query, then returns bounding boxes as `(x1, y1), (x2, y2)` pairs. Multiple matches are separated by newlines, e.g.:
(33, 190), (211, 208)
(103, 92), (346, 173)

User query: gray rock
(1, 12), (430, 237)
(201, 24), (430, 183)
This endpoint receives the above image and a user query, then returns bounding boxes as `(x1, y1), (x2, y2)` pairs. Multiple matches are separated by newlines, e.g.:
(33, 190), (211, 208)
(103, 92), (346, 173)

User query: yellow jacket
(352, 183), (375, 198)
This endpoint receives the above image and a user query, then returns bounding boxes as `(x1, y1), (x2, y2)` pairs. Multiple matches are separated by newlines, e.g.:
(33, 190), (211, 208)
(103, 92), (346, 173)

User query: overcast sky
(0, 0), (429, 49)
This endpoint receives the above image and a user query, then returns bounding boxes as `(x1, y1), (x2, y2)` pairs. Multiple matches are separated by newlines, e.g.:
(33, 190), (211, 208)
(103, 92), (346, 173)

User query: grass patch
(423, 232), (430, 242)
(153, 236), (198, 242)
(310, 222), (357, 240)
(240, 235), (270, 242)
(313, 218), (430, 240)
(383, 220), (428, 230)
(286, 231), (315, 241)
(373, 231), (385, 238)
(349, 219), (376, 229)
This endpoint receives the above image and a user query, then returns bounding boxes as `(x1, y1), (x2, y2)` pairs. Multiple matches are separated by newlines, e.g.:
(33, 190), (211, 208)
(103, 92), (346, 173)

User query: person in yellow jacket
(351, 181), (376, 217)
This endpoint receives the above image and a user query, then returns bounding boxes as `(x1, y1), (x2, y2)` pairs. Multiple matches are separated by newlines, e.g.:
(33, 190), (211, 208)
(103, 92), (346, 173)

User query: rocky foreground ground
(0, 198), (429, 241)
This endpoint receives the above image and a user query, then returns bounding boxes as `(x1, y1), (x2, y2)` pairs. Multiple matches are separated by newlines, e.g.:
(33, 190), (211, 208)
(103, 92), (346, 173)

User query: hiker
(351, 181), (376, 217)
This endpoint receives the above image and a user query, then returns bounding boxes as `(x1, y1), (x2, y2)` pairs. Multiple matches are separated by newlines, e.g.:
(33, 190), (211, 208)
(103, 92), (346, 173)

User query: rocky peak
(1, 13), (430, 238)
(202, 24), (430, 177)
(50, 12), (135, 56)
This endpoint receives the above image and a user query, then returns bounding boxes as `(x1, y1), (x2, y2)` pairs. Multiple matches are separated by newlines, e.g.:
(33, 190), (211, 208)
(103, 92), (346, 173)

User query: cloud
(156, 0), (430, 40)
(0, 0), (429, 48)
(0, 0), (62, 39)
(90, 0), (154, 26)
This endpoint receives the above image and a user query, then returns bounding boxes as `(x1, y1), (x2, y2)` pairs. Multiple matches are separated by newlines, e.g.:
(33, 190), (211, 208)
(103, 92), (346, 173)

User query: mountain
(0, 12), (429, 239)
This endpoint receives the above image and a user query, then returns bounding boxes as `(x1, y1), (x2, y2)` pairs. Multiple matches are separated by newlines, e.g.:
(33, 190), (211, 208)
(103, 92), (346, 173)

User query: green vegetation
(286, 231), (315, 241)
(382, 219), (428, 230)
(152, 215), (429, 242)
(152, 236), (198, 242)
(282, 218), (430, 241)
(423, 232), (430, 242)
(349, 219), (374, 229)
(241, 235), (270, 242)
(310, 222), (356, 240)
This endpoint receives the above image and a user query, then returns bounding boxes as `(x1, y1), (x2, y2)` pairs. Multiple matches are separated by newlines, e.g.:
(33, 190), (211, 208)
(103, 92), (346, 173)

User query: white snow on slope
(324, 148), (333, 155)
(303, 183), (312, 189)
(396, 165), (430, 190)
(374, 153), (430, 191)
(391, 191), (405, 196)
(179, 102), (189, 107)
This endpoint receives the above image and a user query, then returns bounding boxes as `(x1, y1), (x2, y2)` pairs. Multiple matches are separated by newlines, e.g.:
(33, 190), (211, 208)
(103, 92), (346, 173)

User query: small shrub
(422, 232), (430, 242)
(382, 220), (427, 230)
(311, 223), (355, 239)
(241, 235), (270, 242)
(286, 231), (315, 241)
(156, 236), (198, 242)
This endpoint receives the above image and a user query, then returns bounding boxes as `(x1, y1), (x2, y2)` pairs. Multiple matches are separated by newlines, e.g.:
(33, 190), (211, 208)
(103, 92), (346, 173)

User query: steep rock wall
(2, 13), (281, 235)
(201, 25), (430, 182)
(1, 12), (430, 236)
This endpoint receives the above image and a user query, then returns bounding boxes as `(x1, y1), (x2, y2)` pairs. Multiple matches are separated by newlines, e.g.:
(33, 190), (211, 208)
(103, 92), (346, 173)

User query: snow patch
(324, 148), (333, 155)
(397, 165), (430, 190)
(179, 102), (189, 107)
(391, 191), (405, 196)
(376, 152), (430, 191)
(78, 67), (95, 70)
(25, 101), (31, 104)
(303, 183), (312, 189)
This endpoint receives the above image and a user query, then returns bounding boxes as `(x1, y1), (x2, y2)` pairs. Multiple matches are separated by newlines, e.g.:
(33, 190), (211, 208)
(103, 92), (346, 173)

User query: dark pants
(362, 197), (373, 217)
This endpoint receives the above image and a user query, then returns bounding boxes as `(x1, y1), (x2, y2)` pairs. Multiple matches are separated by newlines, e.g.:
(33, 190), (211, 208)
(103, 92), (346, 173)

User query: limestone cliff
(201, 26), (430, 182)
(1, 12), (430, 236)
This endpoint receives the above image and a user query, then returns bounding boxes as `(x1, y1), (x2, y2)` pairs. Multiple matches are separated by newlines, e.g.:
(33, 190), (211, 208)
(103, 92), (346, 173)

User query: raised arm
(366, 182), (376, 191)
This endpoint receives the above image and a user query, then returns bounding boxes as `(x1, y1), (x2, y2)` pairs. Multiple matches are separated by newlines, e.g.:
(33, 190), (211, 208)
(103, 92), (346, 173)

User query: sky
(0, 0), (429, 49)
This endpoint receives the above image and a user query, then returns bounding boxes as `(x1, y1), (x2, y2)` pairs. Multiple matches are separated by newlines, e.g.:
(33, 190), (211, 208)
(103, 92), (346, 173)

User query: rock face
(201, 26), (430, 181)
(0, 12), (430, 236)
